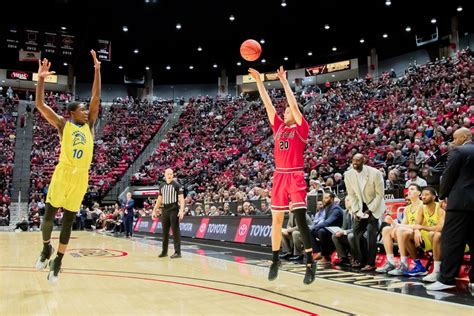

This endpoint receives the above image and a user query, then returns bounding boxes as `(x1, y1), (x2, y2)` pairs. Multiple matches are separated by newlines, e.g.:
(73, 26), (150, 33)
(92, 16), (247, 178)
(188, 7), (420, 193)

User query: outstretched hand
(277, 66), (287, 82)
(248, 68), (262, 82)
(37, 58), (56, 78)
(90, 49), (101, 69)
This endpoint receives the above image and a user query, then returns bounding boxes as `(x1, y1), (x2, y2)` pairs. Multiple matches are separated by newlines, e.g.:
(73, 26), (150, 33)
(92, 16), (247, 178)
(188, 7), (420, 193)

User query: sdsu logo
(67, 248), (128, 258)
(238, 224), (248, 236)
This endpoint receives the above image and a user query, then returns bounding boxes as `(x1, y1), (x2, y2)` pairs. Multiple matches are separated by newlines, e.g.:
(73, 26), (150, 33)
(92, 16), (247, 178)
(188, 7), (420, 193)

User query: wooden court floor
(0, 232), (472, 316)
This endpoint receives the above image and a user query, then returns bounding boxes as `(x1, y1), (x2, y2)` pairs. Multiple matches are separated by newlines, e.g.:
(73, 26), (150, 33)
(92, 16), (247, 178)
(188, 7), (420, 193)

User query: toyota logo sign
(238, 224), (248, 236)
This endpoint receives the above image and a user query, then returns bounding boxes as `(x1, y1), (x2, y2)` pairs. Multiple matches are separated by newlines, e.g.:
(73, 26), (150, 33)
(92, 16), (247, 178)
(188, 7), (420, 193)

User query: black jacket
(439, 141), (474, 211)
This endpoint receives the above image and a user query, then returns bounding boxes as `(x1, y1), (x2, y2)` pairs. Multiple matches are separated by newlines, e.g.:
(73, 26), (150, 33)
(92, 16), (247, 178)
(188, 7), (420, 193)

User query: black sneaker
(47, 257), (62, 285)
(303, 262), (317, 285)
(170, 253), (182, 259)
(268, 260), (282, 281)
(35, 244), (54, 270)
(158, 253), (168, 258)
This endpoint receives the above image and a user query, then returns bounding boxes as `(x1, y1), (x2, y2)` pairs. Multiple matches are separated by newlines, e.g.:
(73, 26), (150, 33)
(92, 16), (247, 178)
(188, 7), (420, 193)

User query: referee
(153, 168), (185, 259)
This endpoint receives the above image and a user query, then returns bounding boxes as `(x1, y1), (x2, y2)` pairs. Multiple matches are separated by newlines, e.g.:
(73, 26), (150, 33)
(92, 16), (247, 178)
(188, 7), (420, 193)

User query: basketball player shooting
(34, 51), (101, 284)
(248, 66), (316, 285)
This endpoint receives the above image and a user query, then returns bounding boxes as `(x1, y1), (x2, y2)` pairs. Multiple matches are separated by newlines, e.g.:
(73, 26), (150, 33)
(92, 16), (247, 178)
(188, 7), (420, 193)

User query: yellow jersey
(422, 202), (440, 227)
(58, 121), (93, 169)
(404, 202), (421, 225)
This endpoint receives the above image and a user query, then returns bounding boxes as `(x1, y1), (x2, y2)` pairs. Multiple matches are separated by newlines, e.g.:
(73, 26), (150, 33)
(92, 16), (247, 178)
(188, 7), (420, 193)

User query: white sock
(434, 261), (441, 273)
(387, 254), (395, 265)
(401, 256), (408, 265)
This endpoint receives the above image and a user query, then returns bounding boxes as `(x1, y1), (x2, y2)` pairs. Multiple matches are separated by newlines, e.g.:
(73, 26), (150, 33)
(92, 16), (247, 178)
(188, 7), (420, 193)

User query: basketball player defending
(248, 66), (316, 284)
(34, 51), (101, 284)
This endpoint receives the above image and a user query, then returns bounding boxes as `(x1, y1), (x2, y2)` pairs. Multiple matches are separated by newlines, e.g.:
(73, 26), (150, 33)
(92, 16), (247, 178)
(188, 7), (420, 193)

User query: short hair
(408, 183), (422, 192)
(67, 102), (82, 113)
(422, 186), (438, 197)
(324, 191), (336, 199)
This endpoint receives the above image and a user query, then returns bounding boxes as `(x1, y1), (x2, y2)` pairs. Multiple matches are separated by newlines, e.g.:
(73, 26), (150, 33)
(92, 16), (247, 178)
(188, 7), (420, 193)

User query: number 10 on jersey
(73, 149), (83, 159)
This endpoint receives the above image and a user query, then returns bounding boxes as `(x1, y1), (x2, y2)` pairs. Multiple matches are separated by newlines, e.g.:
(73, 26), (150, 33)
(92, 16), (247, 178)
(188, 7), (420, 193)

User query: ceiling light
(431, 18), (437, 24)
(261, 59), (266, 63)
(166, 65), (171, 70)
(385, 0), (391, 6)
(63, 62), (68, 66)
(134, 49), (139, 54)
(383, 33), (388, 38)
(145, 66), (150, 70)
(308, 51), (313, 56)
(176, 23), (182, 30)
(118, 65), (123, 69)
(197, 46), (203, 52)
(213, 64), (218, 68)
(360, 38), (365, 43)
(122, 26), (128, 32)
(189, 65), (194, 70)
(324, 24), (330, 30)
(61, 26), (66, 30)
(236, 61), (241, 66)
(457, 6), (463, 12)
(332, 46), (337, 51)
(281, 0), (287, 7)
(260, 39), (265, 44)
(267, 83), (271, 86)
(284, 56), (288, 61)
(229, 15), (235, 21)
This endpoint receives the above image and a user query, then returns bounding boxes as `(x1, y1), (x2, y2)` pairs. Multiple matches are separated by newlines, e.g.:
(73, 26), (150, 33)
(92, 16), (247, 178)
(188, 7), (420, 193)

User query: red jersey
(271, 114), (309, 170)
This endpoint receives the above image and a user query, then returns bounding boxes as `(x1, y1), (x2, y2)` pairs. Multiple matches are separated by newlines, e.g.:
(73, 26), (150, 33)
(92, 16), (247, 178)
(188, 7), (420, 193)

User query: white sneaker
(35, 245), (54, 270)
(425, 281), (456, 291)
(422, 272), (439, 283)
(388, 263), (408, 276)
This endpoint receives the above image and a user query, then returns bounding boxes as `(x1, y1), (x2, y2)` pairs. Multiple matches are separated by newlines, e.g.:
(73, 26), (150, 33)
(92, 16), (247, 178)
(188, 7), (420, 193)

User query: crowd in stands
(89, 98), (172, 196)
(133, 50), (472, 214)
(0, 97), (18, 226)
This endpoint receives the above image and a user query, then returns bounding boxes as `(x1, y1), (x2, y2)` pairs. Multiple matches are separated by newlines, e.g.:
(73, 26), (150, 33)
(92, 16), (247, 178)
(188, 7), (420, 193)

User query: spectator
(405, 167), (428, 188)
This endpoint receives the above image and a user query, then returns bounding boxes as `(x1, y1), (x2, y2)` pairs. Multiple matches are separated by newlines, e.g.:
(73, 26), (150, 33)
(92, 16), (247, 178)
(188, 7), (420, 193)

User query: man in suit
(344, 154), (386, 271)
(280, 207), (312, 262)
(332, 196), (359, 266)
(310, 192), (344, 262)
(123, 192), (135, 238)
(427, 128), (474, 291)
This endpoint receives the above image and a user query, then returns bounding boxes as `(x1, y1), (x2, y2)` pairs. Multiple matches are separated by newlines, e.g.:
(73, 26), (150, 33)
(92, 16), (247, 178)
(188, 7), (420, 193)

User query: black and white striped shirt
(159, 180), (184, 205)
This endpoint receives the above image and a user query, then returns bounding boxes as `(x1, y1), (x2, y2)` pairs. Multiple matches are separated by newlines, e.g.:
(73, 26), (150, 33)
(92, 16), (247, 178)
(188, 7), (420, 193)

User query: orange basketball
(240, 39), (262, 62)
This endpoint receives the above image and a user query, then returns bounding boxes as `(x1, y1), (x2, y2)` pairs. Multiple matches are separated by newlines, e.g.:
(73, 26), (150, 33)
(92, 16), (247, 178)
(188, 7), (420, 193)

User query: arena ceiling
(1, 0), (471, 85)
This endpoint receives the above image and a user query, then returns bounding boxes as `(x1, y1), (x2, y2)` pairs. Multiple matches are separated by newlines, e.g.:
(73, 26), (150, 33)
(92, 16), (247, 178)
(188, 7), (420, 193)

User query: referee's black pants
(439, 210), (474, 285)
(161, 205), (181, 255)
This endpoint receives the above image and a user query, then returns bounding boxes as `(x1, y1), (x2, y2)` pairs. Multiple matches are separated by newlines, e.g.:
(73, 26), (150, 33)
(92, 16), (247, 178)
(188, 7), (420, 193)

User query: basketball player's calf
(269, 190), (316, 285)
(35, 203), (76, 284)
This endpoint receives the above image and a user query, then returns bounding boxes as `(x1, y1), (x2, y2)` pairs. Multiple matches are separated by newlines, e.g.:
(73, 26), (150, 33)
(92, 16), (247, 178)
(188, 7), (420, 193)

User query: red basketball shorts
(271, 168), (307, 212)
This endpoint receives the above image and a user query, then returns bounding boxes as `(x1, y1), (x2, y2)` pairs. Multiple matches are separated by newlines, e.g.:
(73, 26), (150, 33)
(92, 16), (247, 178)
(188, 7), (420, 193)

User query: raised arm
(35, 58), (65, 131)
(248, 68), (276, 125)
(88, 50), (101, 129)
(277, 66), (302, 125)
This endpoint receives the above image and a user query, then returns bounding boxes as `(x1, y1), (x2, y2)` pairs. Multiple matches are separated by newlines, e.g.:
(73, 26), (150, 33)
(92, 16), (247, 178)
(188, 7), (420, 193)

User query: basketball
(240, 39), (262, 62)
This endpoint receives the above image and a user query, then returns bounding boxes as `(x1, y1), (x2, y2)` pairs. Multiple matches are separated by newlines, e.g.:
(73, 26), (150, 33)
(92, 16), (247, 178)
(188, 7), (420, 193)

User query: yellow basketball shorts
(46, 163), (89, 212)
